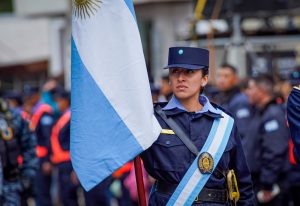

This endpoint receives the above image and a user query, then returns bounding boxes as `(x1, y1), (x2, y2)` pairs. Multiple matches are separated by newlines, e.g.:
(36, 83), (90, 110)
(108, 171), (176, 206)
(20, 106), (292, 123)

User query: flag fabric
(71, 0), (161, 191)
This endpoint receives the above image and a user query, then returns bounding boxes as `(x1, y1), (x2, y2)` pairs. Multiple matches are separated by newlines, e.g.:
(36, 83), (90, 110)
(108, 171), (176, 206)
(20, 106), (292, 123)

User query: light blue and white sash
(166, 110), (234, 206)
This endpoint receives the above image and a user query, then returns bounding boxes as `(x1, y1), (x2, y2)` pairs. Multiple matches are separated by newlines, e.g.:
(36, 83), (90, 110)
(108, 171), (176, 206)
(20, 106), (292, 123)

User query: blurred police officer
(3, 91), (23, 113)
(288, 68), (300, 161)
(288, 86), (300, 161)
(141, 47), (255, 205)
(245, 75), (290, 205)
(0, 155), (3, 204)
(22, 86), (54, 206)
(51, 89), (80, 206)
(158, 75), (173, 102)
(215, 64), (253, 140)
(0, 96), (38, 206)
(150, 83), (160, 103)
(287, 71), (300, 205)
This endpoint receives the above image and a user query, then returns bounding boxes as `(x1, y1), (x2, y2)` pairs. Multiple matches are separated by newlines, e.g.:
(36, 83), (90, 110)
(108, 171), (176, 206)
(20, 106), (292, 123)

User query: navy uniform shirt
(215, 87), (253, 140)
(242, 100), (290, 189)
(287, 87), (300, 162)
(141, 95), (255, 205)
(0, 154), (2, 197)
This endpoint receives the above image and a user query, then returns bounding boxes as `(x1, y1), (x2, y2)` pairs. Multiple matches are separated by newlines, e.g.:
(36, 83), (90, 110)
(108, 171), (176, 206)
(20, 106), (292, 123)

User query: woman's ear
(201, 75), (209, 87)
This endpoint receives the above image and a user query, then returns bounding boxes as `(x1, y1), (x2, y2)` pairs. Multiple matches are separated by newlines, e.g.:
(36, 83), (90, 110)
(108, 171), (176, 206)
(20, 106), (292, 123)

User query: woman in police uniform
(141, 47), (255, 206)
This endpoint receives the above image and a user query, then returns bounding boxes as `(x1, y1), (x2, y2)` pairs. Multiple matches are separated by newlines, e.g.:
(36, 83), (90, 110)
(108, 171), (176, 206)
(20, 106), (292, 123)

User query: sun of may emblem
(73, 0), (102, 19)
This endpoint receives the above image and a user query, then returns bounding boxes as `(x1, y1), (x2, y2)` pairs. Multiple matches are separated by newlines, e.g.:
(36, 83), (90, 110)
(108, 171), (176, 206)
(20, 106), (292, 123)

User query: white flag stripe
(72, 0), (160, 149)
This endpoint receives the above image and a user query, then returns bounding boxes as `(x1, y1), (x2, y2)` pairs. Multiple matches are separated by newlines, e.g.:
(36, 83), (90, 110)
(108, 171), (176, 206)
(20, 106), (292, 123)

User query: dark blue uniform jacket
(216, 87), (253, 140)
(287, 87), (300, 162)
(32, 103), (54, 163)
(141, 101), (255, 206)
(242, 100), (290, 190)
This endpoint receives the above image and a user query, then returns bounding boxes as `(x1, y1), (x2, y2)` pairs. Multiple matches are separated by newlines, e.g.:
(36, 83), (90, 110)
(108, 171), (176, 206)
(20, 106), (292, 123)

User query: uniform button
(165, 140), (171, 145)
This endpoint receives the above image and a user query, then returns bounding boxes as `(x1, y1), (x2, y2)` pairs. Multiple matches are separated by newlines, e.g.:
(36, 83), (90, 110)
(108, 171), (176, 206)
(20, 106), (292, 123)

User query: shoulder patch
(264, 120), (279, 133)
(236, 108), (250, 119)
(0, 119), (8, 130)
(211, 102), (234, 118)
(40, 116), (53, 126)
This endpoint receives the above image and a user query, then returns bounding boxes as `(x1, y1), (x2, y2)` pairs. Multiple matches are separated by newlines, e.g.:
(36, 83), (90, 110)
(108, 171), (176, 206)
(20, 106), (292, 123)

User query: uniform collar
(163, 95), (222, 116)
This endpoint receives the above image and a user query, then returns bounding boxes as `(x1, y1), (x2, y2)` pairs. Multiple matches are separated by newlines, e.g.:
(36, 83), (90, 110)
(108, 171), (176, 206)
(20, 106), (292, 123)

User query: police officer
(245, 74), (290, 205)
(22, 86), (55, 206)
(288, 86), (300, 161)
(215, 64), (253, 140)
(0, 156), (3, 204)
(283, 70), (300, 205)
(51, 89), (80, 206)
(141, 47), (255, 205)
(0, 96), (38, 206)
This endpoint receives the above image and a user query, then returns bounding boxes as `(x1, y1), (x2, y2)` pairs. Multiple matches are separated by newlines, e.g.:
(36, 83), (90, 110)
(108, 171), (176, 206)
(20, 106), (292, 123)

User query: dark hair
(200, 68), (209, 94)
(202, 67), (209, 77)
(162, 75), (169, 81)
(219, 63), (237, 74)
(251, 74), (274, 95)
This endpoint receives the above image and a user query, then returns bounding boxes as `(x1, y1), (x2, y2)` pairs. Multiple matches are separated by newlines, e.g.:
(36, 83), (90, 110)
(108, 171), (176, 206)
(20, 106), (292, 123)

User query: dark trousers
(84, 177), (112, 206)
(35, 166), (52, 206)
(57, 162), (79, 206)
(290, 185), (300, 206)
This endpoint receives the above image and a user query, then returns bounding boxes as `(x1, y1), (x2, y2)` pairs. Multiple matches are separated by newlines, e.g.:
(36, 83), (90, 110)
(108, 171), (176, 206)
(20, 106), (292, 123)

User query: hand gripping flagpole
(134, 156), (147, 206)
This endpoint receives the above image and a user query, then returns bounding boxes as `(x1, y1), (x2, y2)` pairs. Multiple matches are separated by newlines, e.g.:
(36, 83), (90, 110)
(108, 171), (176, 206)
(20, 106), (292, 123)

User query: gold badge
(198, 152), (214, 174)
(1, 127), (13, 141)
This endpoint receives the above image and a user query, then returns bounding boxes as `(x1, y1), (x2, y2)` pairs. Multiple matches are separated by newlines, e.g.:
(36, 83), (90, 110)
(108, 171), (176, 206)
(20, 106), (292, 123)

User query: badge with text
(198, 152), (214, 174)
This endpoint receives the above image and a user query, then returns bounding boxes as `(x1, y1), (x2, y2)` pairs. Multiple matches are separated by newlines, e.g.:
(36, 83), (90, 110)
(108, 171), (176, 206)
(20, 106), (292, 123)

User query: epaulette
(210, 102), (234, 118)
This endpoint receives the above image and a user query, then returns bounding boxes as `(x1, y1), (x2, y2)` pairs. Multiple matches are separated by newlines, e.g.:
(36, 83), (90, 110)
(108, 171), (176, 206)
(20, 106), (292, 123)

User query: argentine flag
(71, 0), (161, 191)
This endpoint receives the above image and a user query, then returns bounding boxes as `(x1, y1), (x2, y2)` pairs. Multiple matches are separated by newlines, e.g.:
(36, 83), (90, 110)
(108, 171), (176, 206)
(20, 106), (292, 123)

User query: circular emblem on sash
(1, 127), (13, 141)
(198, 152), (214, 174)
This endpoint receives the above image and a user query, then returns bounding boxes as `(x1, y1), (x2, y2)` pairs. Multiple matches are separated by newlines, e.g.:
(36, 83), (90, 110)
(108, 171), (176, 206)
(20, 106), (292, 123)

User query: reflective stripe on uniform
(36, 146), (48, 158)
(112, 162), (133, 178)
(30, 104), (53, 130)
(51, 110), (71, 164)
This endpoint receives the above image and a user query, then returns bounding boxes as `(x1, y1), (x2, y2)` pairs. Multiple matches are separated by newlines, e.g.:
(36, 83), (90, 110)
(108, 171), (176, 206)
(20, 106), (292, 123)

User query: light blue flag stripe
(71, 37), (143, 190)
(166, 118), (220, 206)
(124, 0), (137, 20)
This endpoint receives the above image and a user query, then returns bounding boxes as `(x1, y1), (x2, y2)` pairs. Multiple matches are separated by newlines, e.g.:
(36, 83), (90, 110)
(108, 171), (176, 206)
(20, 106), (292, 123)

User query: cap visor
(164, 64), (206, 70)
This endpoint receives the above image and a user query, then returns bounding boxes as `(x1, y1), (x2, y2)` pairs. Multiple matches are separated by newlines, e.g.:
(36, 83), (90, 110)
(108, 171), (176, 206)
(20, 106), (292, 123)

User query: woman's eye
(186, 70), (194, 74)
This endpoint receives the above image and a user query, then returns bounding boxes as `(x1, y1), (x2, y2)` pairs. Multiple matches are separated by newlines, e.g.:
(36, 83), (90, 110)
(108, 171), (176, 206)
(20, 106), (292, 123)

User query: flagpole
(134, 156), (147, 206)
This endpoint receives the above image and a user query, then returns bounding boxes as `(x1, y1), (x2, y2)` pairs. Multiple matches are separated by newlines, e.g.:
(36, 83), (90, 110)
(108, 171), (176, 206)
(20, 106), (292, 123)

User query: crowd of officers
(0, 79), (112, 206)
(0, 64), (299, 206)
